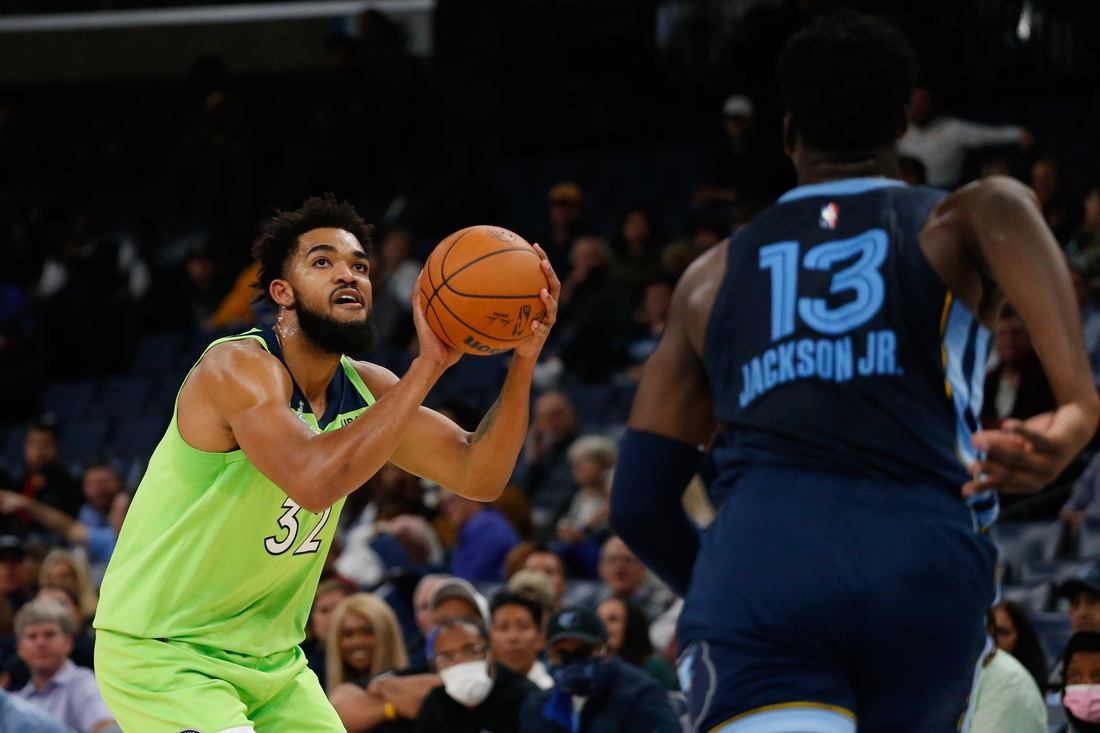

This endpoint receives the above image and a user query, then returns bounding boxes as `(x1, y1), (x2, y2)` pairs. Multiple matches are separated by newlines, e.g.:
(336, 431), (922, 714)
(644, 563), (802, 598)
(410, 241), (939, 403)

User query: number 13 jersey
(94, 326), (376, 657)
(704, 177), (988, 497)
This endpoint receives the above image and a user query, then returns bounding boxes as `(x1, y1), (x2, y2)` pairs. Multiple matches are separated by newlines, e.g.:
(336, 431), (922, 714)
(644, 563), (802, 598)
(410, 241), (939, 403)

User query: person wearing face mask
(417, 617), (537, 733)
(1060, 631), (1100, 733)
(520, 608), (680, 733)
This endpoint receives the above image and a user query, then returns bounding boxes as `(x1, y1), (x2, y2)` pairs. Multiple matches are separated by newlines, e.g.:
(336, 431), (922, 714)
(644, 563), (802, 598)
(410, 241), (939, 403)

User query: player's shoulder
(932, 175), (1037, 218)
(190, 337), (290, 393)
(346, 358), (401, 398)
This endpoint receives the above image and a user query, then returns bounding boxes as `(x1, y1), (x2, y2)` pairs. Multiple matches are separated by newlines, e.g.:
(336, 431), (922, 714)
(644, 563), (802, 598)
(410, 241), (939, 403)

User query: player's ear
(270, 278), (295, 308)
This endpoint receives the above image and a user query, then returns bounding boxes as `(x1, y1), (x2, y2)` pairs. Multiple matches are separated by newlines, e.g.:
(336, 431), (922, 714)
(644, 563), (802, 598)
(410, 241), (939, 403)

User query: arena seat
(39, 380), (97, 424)
(108, 416), (169, 462)
(607, 382), (638, 423)
(993, 521), (1065, 572)
(1016, 558), (1096, 585)
(561, 579), (605, 610)
(1000, 582), (1053, 614)
(60, 419), (110, 473)
(563, 383), (616, 429)
(1030, 611), (1073, 665)
(1076, 519), (1100, 559)
(94, 376), (154, 421)
(130, 332), (184, 375)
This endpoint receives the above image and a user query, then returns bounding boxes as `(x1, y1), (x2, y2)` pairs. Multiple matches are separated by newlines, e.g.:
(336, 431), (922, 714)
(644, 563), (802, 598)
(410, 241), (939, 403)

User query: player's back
(704, 177), (986, 496)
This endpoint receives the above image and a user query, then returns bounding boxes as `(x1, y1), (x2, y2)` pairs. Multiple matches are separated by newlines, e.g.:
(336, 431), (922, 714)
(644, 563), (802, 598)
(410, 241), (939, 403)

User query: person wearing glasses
(417, 617), (537, 733)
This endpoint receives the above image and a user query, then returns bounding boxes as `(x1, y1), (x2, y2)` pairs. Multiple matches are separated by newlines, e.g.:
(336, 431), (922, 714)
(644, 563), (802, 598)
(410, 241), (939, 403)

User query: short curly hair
(778, 11), (918, 153)
(252, 193), (374, 304)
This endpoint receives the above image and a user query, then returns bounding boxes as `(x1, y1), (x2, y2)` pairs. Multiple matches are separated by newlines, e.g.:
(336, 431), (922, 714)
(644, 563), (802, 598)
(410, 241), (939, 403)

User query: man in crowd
(981, 305), (1056, 430)
(418, 617), (537, 733)
(898, 84), (1034, 189)
(515, 392), (580, 527)
(441, 490), (520, 583)
(13, 598), (118, 733)
(519, 607), (680, 733)
(0, 687), (68, 733)
(1, 419), (80, 538)
(491, 592), (553, 690)
(597, 537), (673, 622)
(542, 182), (587, 274)
(0, 535), (31, 632)
(521, 546), (568, 611)
(1047, 567), (1100, 689)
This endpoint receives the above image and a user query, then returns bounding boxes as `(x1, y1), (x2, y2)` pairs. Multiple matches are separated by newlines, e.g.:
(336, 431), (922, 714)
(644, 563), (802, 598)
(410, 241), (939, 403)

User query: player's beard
(295, 298), (376, 356)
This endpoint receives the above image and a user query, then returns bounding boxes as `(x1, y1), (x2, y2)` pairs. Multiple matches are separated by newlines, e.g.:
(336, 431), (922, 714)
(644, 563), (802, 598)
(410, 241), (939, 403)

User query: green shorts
(95, 630), (346, 733)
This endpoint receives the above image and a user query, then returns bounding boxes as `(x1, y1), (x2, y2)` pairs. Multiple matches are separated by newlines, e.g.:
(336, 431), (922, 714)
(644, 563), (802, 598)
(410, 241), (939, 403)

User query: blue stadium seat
(39, 380), (97, 424)
(94, 376), (154, 421)
(1000, 582), (1052, 614)
(563, 384), (616, 430)
(108, 416), (169, 462)
(561, 579), (605, 610)
(130, 332), (184, 375)
(150, 372), (187, 417)
(1017, 558), (1097, 585)
(607, 382), (638, 424)
(1077, 519), (1100, 559)
(993, 521), (1064, 571)
(1031, 611), (1073, 665)
(60, 419), (110, 473)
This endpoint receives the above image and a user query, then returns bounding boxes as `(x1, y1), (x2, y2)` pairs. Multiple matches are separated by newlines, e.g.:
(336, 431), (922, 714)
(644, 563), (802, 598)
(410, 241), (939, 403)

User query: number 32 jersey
(94, 326), (375, 657)
(704, 178), (988, 496)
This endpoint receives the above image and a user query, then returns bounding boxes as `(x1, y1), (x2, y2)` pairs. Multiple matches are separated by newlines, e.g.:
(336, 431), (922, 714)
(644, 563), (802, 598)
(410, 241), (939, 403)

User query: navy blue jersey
(703, 177), (989, 495)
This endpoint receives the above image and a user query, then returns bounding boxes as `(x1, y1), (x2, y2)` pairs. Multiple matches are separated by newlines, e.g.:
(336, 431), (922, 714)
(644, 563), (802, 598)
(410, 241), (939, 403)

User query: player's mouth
(331, 287), (364, 310)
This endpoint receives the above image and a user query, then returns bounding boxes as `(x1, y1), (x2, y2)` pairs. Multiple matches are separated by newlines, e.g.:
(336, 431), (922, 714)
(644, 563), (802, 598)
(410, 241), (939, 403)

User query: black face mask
(295, 296), (375, 356)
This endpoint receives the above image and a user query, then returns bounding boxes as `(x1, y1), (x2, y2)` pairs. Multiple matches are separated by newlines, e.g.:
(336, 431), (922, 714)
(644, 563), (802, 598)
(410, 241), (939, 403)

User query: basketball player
(610, 13), (1098, 733)
(92, 194), (560, 733)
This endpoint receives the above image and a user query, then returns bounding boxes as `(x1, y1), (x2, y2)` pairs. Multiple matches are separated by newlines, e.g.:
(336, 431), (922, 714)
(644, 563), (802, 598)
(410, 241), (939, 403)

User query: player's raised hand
(412, 271), (463, 370)
(514, 243), (560, 361)
(963, 404), (1096, 496)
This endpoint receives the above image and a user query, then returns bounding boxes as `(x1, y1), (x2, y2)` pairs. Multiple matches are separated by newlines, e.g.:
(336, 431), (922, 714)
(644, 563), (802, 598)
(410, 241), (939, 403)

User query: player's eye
(354, 262), (368, 272)
(314, 258), (329, 266)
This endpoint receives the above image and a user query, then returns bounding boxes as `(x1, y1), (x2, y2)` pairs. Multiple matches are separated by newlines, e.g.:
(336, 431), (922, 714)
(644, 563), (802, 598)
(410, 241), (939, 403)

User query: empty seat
(130, 332), (184, 375)
(39, 380), (97, 423)
(1077, 519), (1100, 559)
(60, 420), (110, 472)
(94, 376), (153, 420)
(108, 416), (169, 462)
(1017, 558), (1097, 585)
(993, 521), (1064, 570)
(1000, 582), (1052, 614)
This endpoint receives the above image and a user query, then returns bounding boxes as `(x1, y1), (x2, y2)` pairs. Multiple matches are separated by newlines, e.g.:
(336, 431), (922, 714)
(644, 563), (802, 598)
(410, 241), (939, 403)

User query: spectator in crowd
(516, 392), (581, 527)
(597, 537), (673, 622)
(38, 551), (96, 623)
(897, 84), (1033, 189)
(508, 570), (560, 619)
(981, 304), (1056, 429)
(326, 593), (410, 691)
(520, 607), (680, 733)
(542, 182), (587, 274)
(1058, 631), (1100, 732)
(414, 574), (451, 640)
(441, 490), (520, 583)
(555, 437), (616, 576)
(13, 598), (118, 733)
(0, 536), (30, 633)
(989, 600), (1049, 690)
(896, 155), (927, 186)
(431, 577), (491, 630)
(75, 464), (119, 535)
(980, 158), (1014, 179)
(0, 489), (131, 588)
(418, 616), (537, 733)
(0, 686), (67, 732)
(968, 644), (1046, 733)
(303, 578), (353, 681)
(490, 592), (553, 690)
(521, 547), (567, 611)
(371, 228), (421, 348)
(0, 419), (80, 538)
(1069, 188), (1100, 259)
(616, 279), (673, 379)
(1069, 261), (1100, 390)
(609, 208), (664, 295)
(4, 585), (95, 693)
(1049, 568), (1100, 690)
(1032, 157), (1083, 246)
(595, 597), (678, 691)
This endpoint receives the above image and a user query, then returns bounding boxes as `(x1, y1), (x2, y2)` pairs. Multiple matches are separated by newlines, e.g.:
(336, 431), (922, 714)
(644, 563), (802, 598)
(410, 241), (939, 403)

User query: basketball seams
(432, 287), (542, 344)
(421, 287), (461, 349)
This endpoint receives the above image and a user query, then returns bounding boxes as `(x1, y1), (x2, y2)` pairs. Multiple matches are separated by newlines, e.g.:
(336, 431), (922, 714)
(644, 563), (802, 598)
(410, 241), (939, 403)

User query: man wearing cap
(520, 608), (680, 733)
(1051, 568), (1100, 691)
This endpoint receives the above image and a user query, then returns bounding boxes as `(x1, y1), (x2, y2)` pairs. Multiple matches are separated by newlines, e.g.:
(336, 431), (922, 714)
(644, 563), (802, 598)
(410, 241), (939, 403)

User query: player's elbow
(282, 481), (336, 514)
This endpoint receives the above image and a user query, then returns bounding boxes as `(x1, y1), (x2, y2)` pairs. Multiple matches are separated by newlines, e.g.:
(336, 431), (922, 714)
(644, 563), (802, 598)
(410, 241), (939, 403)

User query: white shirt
(528, 660), (555, 690)
(968, 650), (1047, 733)
(898, 116), (1025, 188)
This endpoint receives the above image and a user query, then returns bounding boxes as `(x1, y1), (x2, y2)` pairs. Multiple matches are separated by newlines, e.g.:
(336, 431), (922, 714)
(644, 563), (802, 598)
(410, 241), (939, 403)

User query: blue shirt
(0, 688), (67, 733)
(451, 509), (520, 583)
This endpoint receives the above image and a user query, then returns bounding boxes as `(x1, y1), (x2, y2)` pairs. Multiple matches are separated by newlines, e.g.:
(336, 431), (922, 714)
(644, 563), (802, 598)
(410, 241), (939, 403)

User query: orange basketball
(419, 225), (548, 356)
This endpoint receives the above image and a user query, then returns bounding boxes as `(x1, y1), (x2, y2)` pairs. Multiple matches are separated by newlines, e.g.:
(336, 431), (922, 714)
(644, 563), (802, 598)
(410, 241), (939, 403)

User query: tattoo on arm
(472, 398), (502, 444)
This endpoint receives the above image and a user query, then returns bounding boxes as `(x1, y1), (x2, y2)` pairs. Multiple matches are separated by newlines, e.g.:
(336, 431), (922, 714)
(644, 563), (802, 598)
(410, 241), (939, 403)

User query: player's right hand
(411, 271), (462, 370)
(963, 404), (1096, 495)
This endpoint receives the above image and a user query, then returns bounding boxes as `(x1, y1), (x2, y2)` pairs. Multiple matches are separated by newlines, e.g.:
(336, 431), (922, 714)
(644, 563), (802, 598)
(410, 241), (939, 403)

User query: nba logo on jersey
(819, 202), (839, 229)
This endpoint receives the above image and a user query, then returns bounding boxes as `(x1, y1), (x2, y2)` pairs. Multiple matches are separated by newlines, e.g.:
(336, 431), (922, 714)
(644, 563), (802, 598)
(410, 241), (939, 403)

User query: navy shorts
(677, 467), (998, 733)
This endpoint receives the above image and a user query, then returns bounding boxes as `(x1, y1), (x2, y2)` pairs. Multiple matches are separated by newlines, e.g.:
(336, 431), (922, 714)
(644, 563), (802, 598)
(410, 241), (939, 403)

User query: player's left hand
(513, 243), (560, 361)
(963, 406), (1094, 495)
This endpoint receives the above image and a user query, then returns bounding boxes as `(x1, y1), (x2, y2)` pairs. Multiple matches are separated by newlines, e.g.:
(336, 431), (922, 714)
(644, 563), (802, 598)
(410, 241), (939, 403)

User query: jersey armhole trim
(341, 357), (377, 407)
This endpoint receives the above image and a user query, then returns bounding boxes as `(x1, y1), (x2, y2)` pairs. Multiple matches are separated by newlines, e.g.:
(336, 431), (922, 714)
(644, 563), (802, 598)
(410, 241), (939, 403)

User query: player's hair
(15, 597), (75, 639)
(491, 590), (544, 628)
(326, 593), (408, 690)
(251, 192), (374, 305)
(39, 549), (97, 620)
(777, 11), (918, 152)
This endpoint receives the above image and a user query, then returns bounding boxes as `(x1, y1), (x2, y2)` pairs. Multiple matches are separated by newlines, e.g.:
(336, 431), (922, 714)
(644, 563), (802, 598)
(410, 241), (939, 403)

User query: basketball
(419, 225), (549, 355)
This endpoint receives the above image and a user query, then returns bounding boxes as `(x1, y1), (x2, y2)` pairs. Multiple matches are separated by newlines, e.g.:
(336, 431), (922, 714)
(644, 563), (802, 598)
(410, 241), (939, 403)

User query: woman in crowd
(304, 578), (353, 681)
(990, 600), (1049, 690)
(38, 549), (97, 622)
(610, 207), (665, 294)
(596, 596), (679, 691)
(326, 593), (409, 692)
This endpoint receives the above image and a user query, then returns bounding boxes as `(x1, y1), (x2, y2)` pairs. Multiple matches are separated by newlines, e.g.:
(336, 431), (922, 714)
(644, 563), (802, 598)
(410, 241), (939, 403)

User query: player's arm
(922, 175), (1100, 493)
(609, 245), (722, 596)
(381, 246), (561, 502)
(0, 490), (87, 545)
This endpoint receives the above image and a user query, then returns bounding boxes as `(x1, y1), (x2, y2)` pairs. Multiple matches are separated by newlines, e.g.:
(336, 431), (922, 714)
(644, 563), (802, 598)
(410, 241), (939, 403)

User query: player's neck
(273, 312), (342, 409)
(794, 145), (899, 186)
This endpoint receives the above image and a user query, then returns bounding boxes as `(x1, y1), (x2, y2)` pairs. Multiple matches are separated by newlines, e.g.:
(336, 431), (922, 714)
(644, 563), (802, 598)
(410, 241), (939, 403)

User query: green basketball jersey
(94, 327), (376, 657)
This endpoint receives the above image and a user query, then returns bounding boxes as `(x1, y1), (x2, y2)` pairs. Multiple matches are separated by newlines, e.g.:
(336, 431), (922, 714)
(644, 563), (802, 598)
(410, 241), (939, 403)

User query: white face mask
(439, 659), (494, 707)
